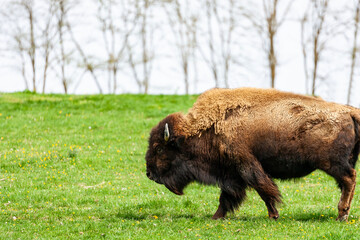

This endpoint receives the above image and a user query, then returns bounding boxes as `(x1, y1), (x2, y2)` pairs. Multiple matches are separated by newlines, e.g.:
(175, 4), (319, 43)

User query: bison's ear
(175, 136), (185, 148)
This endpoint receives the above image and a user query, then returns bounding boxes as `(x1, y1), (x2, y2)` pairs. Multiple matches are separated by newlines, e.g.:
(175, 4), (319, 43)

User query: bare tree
(57, 0), (68, 93)
(163, 0), (198, 94)
(4, 0), (60, 94)
(139, 0), (152, 94)
(13, 27), (30, 90)
(198, 0), (241, 88)
(40, 0), (57, 93)
(48, 0), (96, 94)
(64, 10), (103, 93)
(201, 0), (219, 87)
(97, 0), (116, 94)
(347, 0), (360, 104)
(24, 0), (37, 92)
(14, 0), (38, 92)
(300, 8), (310, 94)
(96, 0), (137, 94)
(127, 0), (155, 94)
(1, 0), (40, 92)
(69, 27), (103, 94)
(310, 0), (329, 96)
(264, 0), (278, 88)
(51, 0), (74, 94)
(214, 0), (237, 88)
(41, 18), (52, 93)
(301, 0), (339, 96)
(44, 0), (102, 94)
(244, 0), (293, 88)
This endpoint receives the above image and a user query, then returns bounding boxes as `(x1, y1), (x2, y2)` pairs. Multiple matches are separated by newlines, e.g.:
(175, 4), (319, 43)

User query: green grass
(0, 92), (359, 239)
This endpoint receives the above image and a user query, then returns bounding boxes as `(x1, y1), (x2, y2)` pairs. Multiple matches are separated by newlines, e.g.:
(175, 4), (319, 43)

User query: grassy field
(0, 92), (359, 239)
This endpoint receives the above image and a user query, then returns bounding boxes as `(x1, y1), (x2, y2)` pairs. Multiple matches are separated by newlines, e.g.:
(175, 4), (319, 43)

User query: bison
(145, 88), (360, 221)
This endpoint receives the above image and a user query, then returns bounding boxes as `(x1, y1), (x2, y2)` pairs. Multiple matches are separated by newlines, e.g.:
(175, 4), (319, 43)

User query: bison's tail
(350, 111), (360, 168)
(351, 111), (360, 138)
(351, 110), (360, 123)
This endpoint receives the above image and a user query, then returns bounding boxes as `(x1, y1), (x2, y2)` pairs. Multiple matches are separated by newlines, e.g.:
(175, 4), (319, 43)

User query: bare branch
(347, 0), (360, 104)
(126, 0), (155, 94)
(162, 0), (198, 94)
(64, 5), (103, 94)
(95, 0), (138, 94)
(243, 0), (293, 88)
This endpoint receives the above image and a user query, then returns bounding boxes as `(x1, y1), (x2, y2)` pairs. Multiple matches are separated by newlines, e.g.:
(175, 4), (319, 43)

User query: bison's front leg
(241, 160), (282, 220)
(212, 189), (246, 220)
(251, 178), (282, 220)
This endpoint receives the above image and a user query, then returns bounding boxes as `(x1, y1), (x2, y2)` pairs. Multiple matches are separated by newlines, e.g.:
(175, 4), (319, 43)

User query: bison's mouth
(154, 179), (162, 184)
(165, 183), (184, 195)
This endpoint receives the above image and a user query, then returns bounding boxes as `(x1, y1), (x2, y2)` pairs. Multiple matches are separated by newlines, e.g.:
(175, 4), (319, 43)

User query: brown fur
(145, 88), (360, 221)
(177, 88), (355, 136)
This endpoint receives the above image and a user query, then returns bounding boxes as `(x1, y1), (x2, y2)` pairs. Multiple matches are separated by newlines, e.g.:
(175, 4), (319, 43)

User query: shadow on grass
(291, 212), (337, 222)
(115, 201), (348, 223)
(228, 211), (340, 223)
(115, 201), (215, 221)
(116, 212), (343, 224)
(116, 211), (214, 221)
(116, 208), (341, 223)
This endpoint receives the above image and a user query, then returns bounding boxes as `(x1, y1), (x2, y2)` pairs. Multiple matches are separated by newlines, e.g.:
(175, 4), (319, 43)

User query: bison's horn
(164, 123), (170, 141)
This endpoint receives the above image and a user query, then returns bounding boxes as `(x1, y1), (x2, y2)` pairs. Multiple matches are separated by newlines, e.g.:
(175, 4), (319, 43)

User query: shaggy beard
(161, 160), (194, 196)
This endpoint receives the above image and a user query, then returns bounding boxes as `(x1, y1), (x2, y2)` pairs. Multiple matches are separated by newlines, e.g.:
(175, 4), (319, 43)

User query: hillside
(0, 92), (359, 239)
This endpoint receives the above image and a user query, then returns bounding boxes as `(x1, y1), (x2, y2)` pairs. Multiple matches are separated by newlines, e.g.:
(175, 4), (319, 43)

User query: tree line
(0, 0), (359, 105)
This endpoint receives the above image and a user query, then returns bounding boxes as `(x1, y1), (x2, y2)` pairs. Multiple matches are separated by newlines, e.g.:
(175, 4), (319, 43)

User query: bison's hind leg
(323, 166), (357, 221)
(336, 168), (356, 221)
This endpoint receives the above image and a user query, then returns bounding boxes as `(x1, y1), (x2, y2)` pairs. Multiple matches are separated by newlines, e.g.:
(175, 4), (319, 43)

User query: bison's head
(145, 114), (192, 195)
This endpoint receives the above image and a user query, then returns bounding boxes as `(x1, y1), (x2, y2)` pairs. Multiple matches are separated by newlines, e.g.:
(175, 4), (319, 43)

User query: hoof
(269, 213), (279, 220)
(336, 214), (348, 222)
(269, 214), (279, 220)
(212, 208), (226, 220)
(212, 215), (225, 220)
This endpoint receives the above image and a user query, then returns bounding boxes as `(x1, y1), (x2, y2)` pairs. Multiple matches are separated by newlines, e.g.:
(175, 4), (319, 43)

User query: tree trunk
(347, 0), (360, 104)
(42, 57), (48, 93)
(141, 1), (149, 94)
(58, 0), (67, 94)
(112, 66), (117, 94)
(183, 59), (189, 94)
(29, 7), (36, 92)
(269, 35), (276, 88)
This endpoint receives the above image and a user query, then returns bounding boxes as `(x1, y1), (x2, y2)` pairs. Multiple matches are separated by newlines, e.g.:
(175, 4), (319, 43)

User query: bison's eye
(156, 147), (163, 154)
